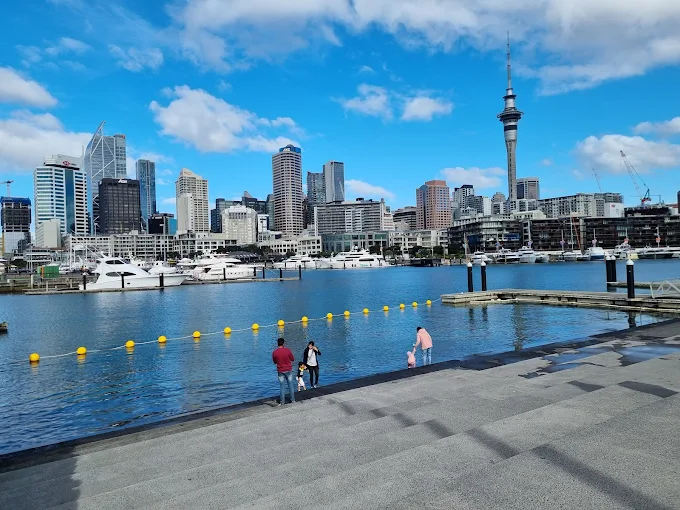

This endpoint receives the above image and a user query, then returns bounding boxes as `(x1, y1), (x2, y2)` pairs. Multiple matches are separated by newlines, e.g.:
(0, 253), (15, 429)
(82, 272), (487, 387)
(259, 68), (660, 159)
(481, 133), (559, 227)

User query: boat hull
(80, 274), (187, 291)
(273, 262), (316, 269)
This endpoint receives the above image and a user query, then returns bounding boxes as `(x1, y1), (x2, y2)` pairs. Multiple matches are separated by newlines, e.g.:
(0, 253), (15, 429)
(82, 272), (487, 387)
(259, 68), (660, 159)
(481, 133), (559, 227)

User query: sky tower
(497, 34), (523, 206)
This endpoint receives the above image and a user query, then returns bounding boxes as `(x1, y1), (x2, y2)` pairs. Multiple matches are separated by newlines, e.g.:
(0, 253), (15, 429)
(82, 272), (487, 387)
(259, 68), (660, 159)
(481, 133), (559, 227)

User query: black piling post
(279, 268), (283, 279)
(298, 265), (302, 279)
(626, 259), (635, 299)
(82, 273), (87, 291)
(605, 255), (612, 283)
(481, 261), (487, 292)
(611, 257), (617, 282)
(253, 266), (257, 278)
(262, 267), (265, 279)
(121, 274), (125, 289)
(467, 262), (474, 292)
(223, 267), (226, 281)
(159, 273), (164, 288)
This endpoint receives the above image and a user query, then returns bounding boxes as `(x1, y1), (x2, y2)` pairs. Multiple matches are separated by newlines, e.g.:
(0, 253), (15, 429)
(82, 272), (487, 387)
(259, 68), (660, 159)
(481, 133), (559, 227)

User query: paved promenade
(1, 320), (680, 509)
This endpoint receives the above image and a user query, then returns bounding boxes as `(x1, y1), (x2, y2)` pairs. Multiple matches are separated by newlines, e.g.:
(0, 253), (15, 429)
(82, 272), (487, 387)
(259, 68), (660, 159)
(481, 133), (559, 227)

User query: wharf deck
(606, 281), (653, 289)
(441, 288), (680, 314)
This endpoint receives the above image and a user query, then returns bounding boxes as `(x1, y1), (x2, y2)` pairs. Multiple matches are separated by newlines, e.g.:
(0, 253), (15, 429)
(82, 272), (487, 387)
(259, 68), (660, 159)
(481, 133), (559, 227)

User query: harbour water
(1, 260), (679, 455)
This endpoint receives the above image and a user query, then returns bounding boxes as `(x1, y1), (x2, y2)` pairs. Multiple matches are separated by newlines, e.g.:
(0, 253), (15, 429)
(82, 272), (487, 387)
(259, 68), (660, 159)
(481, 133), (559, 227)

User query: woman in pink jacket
(414, 326), (433, 366)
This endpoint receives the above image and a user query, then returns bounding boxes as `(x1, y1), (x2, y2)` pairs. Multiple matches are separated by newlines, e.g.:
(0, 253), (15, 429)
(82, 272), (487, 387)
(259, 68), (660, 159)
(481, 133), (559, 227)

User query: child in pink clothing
(406, 349), (416, 369)
(415, 326), (433, 366)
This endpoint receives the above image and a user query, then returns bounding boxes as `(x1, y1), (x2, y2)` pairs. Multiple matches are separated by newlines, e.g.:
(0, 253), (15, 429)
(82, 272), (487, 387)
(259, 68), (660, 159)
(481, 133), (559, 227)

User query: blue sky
(1, 0), (680, 214)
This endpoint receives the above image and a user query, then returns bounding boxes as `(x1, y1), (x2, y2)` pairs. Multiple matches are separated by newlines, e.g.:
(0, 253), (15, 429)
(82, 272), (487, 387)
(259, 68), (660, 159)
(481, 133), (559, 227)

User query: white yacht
(81, 257), (187, 290)
(471, 251), (492, 265)
(493, 248), (520, 264)
(148, 261), (178, 275)
(273, 254), (317, 270)
(637, 247), (675, 260)
(329, 248), (387, 269)
(585, 246), (606, 261)
(192, 260), (254, 281)
(518, 246), (537, 263)
(611, 243), (638, 260)
(535, 253), (550, 263)
(562, 251), (580, 262)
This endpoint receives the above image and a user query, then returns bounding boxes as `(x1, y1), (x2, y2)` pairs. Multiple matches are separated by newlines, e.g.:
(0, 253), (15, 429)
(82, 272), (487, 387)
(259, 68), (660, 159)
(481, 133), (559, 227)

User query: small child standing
(407, 348), (416, 369)
(297, 362), (307, 391)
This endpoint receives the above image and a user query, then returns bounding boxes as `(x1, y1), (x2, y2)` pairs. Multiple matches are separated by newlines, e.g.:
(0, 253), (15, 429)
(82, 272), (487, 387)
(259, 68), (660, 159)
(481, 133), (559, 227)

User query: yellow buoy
(252, 323), (259, 331)
(76, 346), (87, 356)
(193, 331), (201, 339)
(29, 353), (40, 363)
(158, 335), (167, 344)
(125, 340), (135, 349)
(344, 310), (350, 317)
(301, 316), (309, 323)
(363, 308), (369, 314)
(426, 299), (432, 306)
(399, 303), (405, 309)
(412, 301), (418, 307)
(277, 320), (285, 327)
(383, 305), (389, 312)
(326, 313), (333, 320)
(224, 327), (231, 335)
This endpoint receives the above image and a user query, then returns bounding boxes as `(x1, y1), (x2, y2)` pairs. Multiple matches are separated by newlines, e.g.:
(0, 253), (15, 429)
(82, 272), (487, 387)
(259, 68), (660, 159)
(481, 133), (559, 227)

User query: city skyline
(1, 1), (680, 212)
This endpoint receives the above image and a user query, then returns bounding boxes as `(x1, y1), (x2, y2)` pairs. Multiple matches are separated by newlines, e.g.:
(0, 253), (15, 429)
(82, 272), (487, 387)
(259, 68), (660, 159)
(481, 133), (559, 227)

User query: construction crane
(1, 180), (12, 197)
(619, 151), (651, 206)
(592, 169), (603, 192)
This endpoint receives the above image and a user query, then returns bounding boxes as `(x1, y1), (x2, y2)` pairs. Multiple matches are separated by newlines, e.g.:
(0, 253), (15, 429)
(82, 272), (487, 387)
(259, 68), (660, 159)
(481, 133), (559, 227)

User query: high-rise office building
(392, 206), (418, 231)
(98, 179), (141, 234)
(323, 161), (345, 203)
(175, 168), (209, 232)
(241, 191), (267, 214)
(452, 185), (475, 209)
(307, 172), (325, 206)
(314, 199), (388, 234)
(266, 194), (275, 229)
(34, 155), (88, 236)
(148, 213), (176, 235)
(416, 180), (452, 229)
(83, 122), (126, 233)
(1, 197), (31, 254)
(136, 159), (156, 230)
(211, 198), (228, 233)
(177, 193), (194, 233)
(497, 36), (523, 206)
(492, 192), (507, 214)
(517, 177), (539, 201)
(272, 144), (303, 235)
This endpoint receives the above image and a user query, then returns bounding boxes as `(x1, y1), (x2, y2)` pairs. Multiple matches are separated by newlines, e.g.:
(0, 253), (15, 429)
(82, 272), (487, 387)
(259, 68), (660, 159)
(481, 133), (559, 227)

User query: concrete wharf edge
(441, 288), (680, 314)
(1, 317), (678, 473)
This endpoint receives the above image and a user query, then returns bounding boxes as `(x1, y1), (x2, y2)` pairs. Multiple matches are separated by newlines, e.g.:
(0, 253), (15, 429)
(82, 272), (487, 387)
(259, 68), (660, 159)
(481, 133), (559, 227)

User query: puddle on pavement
(617, 345), (680, 366)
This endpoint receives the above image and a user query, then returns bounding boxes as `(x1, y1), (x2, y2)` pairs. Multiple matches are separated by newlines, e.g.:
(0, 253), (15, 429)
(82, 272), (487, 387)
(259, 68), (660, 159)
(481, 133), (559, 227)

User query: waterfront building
(416, 180), (452, 229)
(538, 193), (622, 219)
(389, 229), (449, 255)
(321, 232), (389, 253)
(175, 168), (209, 232)
(174, 232), (238, 257)
(221, 205), (258, 245)
(136, 159), (156, 231)
(465, 196), (493, 216)
(492, 192), (507, 215)
(35, 219), (62, 248)
(177, 193), (194, 233)
(272, 144), (304, 235)
(258, 234), (322, 255)
(392, 206), (417, 231)
(448, 215), (523, 252)
(257, 214), (269, 233)
(34, 155), (88, 236)
(83, 122), (126, 233)
(148, 213), (176, 235)
(307, 171), (325, 206)
(1, 197), (31, 254)
(313, 198), (388, 234)
(383, 208), (395, 231)
(517, 177), (539, 200)
(323, 161), (345, 203)
(497, 37), (523, 207)
(98, 179), (142, 234)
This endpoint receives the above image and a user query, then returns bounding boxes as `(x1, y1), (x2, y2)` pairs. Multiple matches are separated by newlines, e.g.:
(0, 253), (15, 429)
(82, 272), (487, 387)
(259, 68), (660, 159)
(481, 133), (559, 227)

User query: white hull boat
(585, 246), (606, 261)
(273, 255), (316, 270)
(329, 248), (387, 269)
(192, 262), (254, 281)
(518, 247), (537, 264)
(535, 253), (550, 263)
(471, 252), (492, 265)
(81, 257), (187, 290)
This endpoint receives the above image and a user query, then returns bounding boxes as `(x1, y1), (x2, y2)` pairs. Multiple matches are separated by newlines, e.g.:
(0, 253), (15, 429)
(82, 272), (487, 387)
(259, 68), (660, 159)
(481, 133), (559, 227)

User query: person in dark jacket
(302, 341), (321, 388)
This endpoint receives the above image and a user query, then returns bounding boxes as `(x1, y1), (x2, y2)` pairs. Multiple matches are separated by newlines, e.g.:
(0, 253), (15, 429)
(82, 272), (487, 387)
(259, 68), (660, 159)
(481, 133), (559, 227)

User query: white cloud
(159, 168), (174, 176)
(45, 37), (91, 56)
(575, 134), (680, 174)
(401, 96), (453, 121)
(0, 111), (91, 172)
(0, 67), (58, 107)
(167, 0), (680, 93)
(358, 65), (375, 74)
(161, 197), (176, 206)
(441, 167), (506, 189)
(109, 45), (164, 72)
(541, 158), (553, 166)
(149, 85), (298, 153)
(633, 117), (680, 136)
(156, 178), (171, 186)
(336, 84), (392, 120)
(345, 179), (395, 200)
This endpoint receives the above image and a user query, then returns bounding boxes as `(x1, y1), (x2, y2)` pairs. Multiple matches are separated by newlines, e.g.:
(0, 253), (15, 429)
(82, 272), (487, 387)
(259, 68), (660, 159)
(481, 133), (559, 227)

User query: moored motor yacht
(471, 251), (492, 265)
(518, 246), (537, 263)
(637, 247), (675, 260)
(148, 261), (178, 275)
(492, 248), (520, 264)
(611, 243), (638, 260)
(191, 260), (254, 281)
(329, 248), (387, 269)
(585, 246), (606, 261)
(561, 251), (580, 262)
(534, 253), (550, 263)
(273, 254), (317, 270)
(80, 257), (187, 290)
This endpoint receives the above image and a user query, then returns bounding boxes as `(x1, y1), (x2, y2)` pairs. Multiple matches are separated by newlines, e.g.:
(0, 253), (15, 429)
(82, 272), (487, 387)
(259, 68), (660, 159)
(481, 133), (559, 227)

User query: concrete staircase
(2, 327), (679, 509)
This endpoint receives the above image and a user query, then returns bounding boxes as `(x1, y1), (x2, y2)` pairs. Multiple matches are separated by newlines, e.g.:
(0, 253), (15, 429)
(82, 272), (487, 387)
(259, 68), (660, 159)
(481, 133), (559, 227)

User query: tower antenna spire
(506, 31), (512, 90)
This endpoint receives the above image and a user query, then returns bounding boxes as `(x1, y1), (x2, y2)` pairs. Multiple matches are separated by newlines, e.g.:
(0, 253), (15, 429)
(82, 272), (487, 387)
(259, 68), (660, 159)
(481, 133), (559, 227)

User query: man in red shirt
(272, 337), (296, 405)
